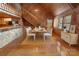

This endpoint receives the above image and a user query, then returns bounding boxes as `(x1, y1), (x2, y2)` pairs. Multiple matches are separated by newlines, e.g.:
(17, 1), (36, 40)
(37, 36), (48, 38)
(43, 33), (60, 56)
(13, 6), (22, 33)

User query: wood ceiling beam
(23, 16), (36, 26)
(22, 9), (41, 26)
(22, 8), (41, 24)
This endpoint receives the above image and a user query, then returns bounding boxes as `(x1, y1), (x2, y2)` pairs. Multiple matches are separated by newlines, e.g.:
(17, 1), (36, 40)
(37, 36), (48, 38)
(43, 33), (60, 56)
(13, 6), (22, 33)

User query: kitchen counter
(0, 26), (21, 32)
(0, 26), (23, 48)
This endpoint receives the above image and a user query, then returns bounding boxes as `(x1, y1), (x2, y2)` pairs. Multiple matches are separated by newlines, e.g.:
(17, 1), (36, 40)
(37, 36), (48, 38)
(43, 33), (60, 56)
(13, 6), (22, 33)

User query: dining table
(30, 28), (48, 38)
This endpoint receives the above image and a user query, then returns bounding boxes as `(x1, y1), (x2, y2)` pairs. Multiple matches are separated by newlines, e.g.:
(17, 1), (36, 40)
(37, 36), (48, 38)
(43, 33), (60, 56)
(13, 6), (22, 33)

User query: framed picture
(70, 25), (76, 33)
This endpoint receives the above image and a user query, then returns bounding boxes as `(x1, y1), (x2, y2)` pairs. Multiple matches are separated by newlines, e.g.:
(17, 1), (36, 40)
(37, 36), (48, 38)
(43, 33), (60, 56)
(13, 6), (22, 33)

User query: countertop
(0, 26), (22, 32)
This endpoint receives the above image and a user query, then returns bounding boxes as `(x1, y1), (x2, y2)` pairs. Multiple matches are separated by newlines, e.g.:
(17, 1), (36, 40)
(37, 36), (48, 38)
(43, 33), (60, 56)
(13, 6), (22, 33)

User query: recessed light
(34, 9), (39, 12)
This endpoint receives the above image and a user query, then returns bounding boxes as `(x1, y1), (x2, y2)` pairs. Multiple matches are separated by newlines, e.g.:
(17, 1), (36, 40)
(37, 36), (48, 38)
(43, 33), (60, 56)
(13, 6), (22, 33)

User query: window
(63, 15), (72, 31)
(47, 19), (52, 30)
(58, 17), (63, 29)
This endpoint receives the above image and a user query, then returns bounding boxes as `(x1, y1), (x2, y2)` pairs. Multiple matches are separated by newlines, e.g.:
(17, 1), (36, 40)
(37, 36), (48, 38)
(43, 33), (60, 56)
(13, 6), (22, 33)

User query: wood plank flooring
(6, 36), (60, 56)
(0, 35), (79, 56)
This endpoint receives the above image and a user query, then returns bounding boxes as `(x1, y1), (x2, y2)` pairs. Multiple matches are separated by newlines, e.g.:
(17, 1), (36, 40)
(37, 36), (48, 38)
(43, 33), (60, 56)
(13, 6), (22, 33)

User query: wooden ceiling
(0, 3), (79, 26)
(22, 3), (79, 26)
(22, 3), (54, 26)
(22, 3), (72, 26)
(70, 3), (79, 8)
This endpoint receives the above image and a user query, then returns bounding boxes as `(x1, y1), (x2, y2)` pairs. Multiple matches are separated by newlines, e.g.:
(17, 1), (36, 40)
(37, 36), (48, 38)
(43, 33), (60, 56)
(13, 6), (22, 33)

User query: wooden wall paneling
(75, 8), (79, 43)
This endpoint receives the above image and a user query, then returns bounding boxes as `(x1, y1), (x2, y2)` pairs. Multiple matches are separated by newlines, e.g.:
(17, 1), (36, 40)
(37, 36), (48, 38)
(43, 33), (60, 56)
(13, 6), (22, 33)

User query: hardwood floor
(6, 36), (60, 56)
(54, 35), (79, 56)
(0, 34), (79, 56)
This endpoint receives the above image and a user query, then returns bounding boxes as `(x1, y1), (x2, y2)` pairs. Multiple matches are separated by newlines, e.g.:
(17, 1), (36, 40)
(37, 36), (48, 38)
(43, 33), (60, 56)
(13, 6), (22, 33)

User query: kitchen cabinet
(0, 27), (23, 48)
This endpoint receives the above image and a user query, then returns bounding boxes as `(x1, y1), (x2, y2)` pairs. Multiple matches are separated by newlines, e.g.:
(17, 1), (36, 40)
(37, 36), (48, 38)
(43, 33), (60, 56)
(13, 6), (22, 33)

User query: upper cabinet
(0, 3), (21, 18)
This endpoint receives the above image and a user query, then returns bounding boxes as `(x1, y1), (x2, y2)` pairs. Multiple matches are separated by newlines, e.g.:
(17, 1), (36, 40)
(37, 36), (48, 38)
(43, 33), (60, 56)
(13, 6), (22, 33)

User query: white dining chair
(43, 29), (52, 40)
(26, 27), (36, 40)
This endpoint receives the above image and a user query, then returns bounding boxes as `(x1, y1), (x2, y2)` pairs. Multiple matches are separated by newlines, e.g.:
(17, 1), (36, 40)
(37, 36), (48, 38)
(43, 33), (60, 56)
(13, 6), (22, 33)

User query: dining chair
(26, 27), (36, 40)
(34, 26), (38, 31)
(43, 29), (52, 40)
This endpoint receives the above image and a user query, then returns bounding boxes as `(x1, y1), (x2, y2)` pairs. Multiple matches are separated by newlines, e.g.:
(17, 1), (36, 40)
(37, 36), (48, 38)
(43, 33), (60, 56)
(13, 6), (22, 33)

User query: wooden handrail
(0, 3), (21, 17)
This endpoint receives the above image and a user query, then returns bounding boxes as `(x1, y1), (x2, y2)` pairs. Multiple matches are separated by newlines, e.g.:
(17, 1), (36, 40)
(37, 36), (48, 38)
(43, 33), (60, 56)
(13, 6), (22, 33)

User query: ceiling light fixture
(34, 9), (39, 12)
